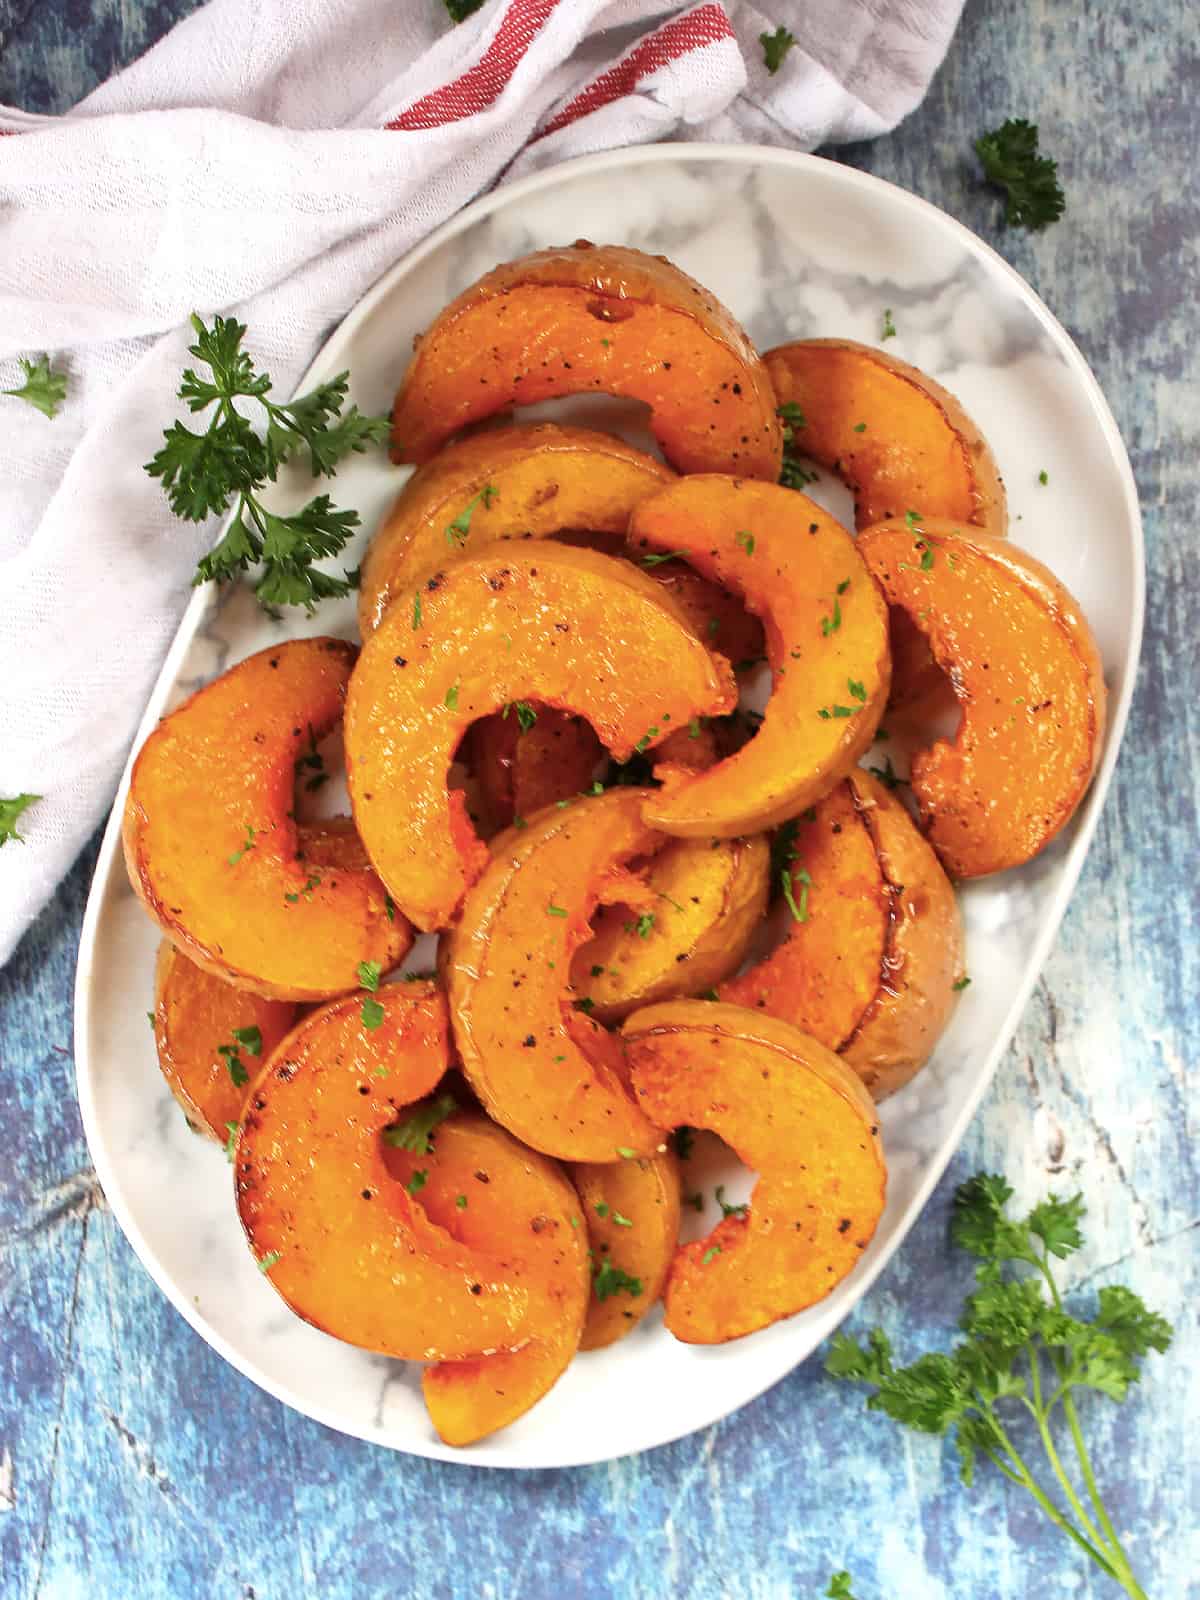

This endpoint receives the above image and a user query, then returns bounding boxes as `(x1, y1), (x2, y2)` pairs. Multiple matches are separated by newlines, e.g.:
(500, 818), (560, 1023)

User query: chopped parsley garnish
(848, 678), (867, 703)
(3, 353), (68, 419)
(715, 1185), (748, 1219)
(444, 484), (497, 548)
(1038, 469), (1049, 485)
(630, 913), (655, 940)
(0, 793), (40, 847)
(702, 1245), (723, 1265)
(612, 1212), (633, 1228)
(257, 1250), (282, 1273)
(837, 578), (851, 595)
(546, 902), (568, 918)
(356, 960), (381, 992)
(688, 717), (703, 740)
(231, 1025), (262, 1057)
(293, 724), (327, 791)
(223, 1122), (239, 1163)
(818, 705), (856, 720)
(455, 1194), (468, 1209)
(635, 726), (659, 753)
(735, 530), (756, 555)
(821, 599), (842, 637)
(360, 996), (385, 1030)
(781, 865), (811, 924)
(405, 1169), (428, 1196)
(594, 1200), (610, 1218)
(953, 975), (972, 991)
(684, 1191), (704, 1212)
(881, 309), (897, 342)
(759, 25), (795, 74)
(412, 591), (423, 629)
(573, 997), (595, 1014)
(615, 1146), (637, 1159)
(593, 1259), (644, 1301)
(852, 422), (867, 433)
(227, 823), (260, 865)
(443, 0), (485, 21)
(975, 119), (1065, 231)
(384, 894), (396, 923)
(904, 509), (923, 530)
(384, 1091), (458, 1153)
(502, 700), (538, 732)
(217, 1041), (249, 1088)
(868, 756), (903, 790)
(444, 682), (460, 711)
(640, 549), (688, 567)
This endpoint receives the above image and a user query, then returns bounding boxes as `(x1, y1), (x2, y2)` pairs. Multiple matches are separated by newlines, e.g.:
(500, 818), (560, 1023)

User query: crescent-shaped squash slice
(383, 1113), (589, 1446)
(391, 242), (782, 479)
(857, 520), (1107, 877)
(153, 942), (298, 1142)
(764, 339), (1007, 531)
(235, 984), (547, 1362)
(623, 1002), (886, 1344)
(443, 788), (671, 1162)
(123, 639), (413, 1000)
(626, 477), (890, 836)
(571, 1151), (682, 1350)
(359, 423), (674, 634)
(571, 834), (769, 1023)
(344, 542), (736, 931)
(720, 771), (962, 1099)
(466, 705), (603, 837)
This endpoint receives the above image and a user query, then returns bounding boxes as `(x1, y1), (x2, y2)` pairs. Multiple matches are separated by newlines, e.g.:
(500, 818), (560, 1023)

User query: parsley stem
(981, 1405), (1119, 1579)
(1020, 1385), (1110, 1558)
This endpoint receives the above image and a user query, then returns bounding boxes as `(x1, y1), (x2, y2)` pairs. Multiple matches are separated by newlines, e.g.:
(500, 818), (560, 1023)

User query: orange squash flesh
(466, 706), (603, 836)
(623, 1002), (886, 1344)
(153, 942), (298, 1142)
(443, 789), (671, 1163)
(857, 520), (1107, 878)
(764, 339), (1007, 531)
(391, 243), (782, 479)
(382, 1114), (589, 1447)
(571, 1152), (682, 1350)
(721, 771), (962, 1099)
(627, 477), (890, 836)
(344, 542), (736, 931)
(123, 639), (413, 1000)
(235, 985), (551, 1362)
(359, 423), (674, 635)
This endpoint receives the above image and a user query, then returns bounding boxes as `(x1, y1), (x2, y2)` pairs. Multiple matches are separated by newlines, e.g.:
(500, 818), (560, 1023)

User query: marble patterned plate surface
(73, 146), (1143, 1468)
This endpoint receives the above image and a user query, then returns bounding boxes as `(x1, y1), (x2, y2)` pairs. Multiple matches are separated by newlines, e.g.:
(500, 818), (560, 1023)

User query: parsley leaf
(975, 118), (1065, 230)
(444, 485), (497, 548)
(881, 308), (897, 342)
(146, 314), (388, 614)
(383, 1091), (458, 1154)
(0, 793), (40, 847)
(826, 1575), (859, 1600)
(502, 700), (538, 733)
(3, 354), (67, 419)
(360, 996), (385, 1031)
(593, 1258), (644, 1301)
(217, 1041), (249, 1088)
(760, 25), (796, 74)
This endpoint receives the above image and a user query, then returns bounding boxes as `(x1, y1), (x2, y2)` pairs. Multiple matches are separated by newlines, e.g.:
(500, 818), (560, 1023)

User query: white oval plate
(74, 146), (1142, 1469)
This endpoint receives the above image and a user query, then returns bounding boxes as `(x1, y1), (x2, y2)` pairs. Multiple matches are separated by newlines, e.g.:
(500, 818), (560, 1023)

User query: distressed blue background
(1, 3), (1197, 1597)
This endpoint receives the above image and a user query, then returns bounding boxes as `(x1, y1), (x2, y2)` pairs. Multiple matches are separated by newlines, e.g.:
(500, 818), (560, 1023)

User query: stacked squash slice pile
(124, 242), (1107, 1445)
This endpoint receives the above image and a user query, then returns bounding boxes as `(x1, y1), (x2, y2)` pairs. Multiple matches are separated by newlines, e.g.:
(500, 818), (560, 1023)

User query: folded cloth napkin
(0, 0), (963, 967)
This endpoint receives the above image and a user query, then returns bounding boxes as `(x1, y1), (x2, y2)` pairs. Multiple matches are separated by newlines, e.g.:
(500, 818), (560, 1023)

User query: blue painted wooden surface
(1, 3), (1197, 1597)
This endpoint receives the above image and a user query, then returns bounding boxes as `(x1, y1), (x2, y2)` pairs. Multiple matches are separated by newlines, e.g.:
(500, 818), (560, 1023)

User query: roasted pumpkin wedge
(857, 520), (1107, 877)
(123, 639), (413, 1000)
(626, 476), (890, 836)
(383, 1113), (589, 1446)
(359, 423), (673, 634)
(235, 984), (551, 1362)
(466, 704), (603, 837)
(391, 242), (782, 479)
(721, 771), (962, 1099)
(571, 833), (769, 1023)
(764, 339), (1007, 531)
(153, 942), (298, 1142)
(623, 1001), (886, 1343)
(344, 542), (736, 931)
(442, 788), (672, 1163)
(571, 1151), (682, 1349)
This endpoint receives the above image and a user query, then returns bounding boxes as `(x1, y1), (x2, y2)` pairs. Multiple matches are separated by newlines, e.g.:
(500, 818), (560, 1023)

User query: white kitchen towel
(0, 0), (963, 966)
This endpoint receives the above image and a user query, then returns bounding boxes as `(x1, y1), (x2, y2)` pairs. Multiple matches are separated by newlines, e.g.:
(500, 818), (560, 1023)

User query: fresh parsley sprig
(827, 1175), (1170, 1598)
(146, 315), (389, 614)
(975, 119), (1065, 231)
(2, 354), (67, 419)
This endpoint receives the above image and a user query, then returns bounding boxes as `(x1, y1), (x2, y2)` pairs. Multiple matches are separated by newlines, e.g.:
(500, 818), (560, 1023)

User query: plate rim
(73, 141), (1145, 1469)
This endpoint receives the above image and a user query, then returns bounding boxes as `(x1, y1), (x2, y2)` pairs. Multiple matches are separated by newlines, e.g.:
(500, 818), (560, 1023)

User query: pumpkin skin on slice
(382, 1114), (589, 1447)
(623, 1002), (886, 1344)
(571, 1151), (682, 1350)
(466, 705), (603, 837)
(443, 788), (671, 1163)
(571, 833), (769, 1023)
(123, 639), (413, 1001)
(857, 520), (1107, 878)
(235, 985), (548, 1362)
(627, 477), (890, 836)
(359, 422), (674, 635)
(344, 542), (737, 932)
(153, 942), (298, 1142)
(391, 243), (782, 479)
(721, 771), (962, 1099)
(764, 339), (1007, 532)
